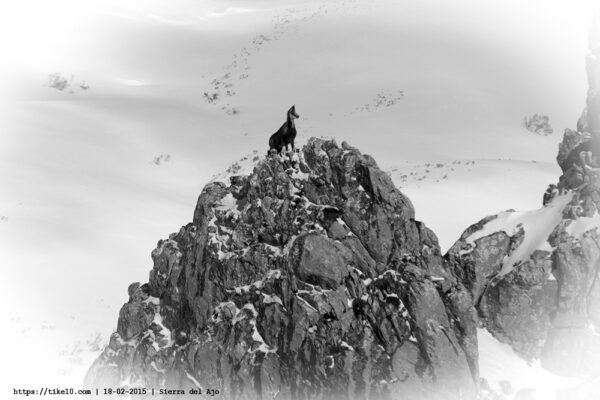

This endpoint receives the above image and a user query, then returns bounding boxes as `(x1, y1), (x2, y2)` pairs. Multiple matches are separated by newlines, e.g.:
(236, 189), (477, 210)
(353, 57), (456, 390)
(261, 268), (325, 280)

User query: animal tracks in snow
(202, 0), (372, 116)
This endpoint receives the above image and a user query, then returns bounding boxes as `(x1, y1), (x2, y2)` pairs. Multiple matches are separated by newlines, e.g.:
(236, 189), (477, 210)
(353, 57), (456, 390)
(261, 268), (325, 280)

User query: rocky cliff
(85, 139), (478, 399)
(86, 14), (600, 400)
(445, 15), (600, 381)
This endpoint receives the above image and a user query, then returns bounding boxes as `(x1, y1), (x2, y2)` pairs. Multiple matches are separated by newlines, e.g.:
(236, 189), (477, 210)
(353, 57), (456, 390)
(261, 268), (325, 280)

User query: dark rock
(290, 233), (352, 289)
(86, 138), (478, 399)
(116, 292), (155, 340)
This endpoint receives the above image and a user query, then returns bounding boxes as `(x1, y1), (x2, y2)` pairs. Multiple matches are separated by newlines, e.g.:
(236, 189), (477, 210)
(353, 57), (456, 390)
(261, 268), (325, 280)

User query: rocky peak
(85, 138), (478, 399)
(445, 16), (600, 383)
(578, 12), (600, 136)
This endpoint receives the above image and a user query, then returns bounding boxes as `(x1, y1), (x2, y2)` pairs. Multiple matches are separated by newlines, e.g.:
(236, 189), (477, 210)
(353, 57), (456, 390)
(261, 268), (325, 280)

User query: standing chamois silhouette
(268, 105), (299, 154)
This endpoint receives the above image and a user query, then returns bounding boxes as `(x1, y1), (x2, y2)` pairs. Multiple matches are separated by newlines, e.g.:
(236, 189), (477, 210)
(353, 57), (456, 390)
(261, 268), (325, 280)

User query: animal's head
(288, 105), (299, 119)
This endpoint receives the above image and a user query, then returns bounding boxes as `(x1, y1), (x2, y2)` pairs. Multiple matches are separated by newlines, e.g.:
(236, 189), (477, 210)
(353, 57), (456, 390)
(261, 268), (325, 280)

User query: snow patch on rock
(464, 193), (573, 277)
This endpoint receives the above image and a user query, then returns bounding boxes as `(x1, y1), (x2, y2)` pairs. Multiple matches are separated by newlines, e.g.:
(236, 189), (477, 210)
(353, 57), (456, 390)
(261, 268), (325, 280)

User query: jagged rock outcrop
(523, 114), (553, 136)
(446, 15), (600, 377)
(85, 139), (478, 399)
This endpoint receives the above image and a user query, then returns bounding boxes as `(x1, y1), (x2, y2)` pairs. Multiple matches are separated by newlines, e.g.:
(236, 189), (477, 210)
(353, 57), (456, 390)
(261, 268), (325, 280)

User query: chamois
(268, 105), (299, 154)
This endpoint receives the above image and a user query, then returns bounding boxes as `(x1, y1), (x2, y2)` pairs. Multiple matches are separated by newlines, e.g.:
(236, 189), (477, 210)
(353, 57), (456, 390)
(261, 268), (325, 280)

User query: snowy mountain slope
(477, 329), (582, 399)
(387, 159), (559, 252)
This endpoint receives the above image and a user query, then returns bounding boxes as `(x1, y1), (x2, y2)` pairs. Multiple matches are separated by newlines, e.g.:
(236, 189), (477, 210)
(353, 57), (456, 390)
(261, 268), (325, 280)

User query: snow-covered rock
(446, 16), (600, 379)
(85, 138), (478, 399)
